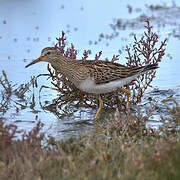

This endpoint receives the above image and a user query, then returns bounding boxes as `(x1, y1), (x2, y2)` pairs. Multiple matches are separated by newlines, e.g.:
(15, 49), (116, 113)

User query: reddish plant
(21, 121), (44, 146)
(0, 118), (44, 151)
(44, 20), (167, 114)
(125, 20), (167, 102)
(82, 50), (89, 60)
(0, 118), (21, 150)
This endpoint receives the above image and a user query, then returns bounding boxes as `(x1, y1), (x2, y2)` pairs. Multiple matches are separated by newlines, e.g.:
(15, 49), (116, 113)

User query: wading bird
(26, 47), (158, 120)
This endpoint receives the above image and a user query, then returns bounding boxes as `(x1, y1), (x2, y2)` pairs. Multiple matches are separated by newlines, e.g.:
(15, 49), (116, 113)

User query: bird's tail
(143, 63), (159, 72)
(131, 63), (158, 75)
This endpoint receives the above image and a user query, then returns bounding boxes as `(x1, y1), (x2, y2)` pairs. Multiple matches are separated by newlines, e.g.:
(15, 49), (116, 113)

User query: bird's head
(25, 47), (59, 68)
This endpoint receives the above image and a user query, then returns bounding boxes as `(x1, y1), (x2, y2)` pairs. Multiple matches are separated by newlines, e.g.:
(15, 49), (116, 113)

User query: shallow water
(0, 0), (180, 139)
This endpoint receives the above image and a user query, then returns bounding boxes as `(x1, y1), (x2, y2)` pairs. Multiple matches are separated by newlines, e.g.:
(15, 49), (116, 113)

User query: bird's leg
(94, 95), (103, 121)
(118, 88), (130, 107)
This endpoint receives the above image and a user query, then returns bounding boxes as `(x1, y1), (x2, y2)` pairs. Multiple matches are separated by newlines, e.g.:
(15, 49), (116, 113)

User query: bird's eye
(46, 51), (51, 55)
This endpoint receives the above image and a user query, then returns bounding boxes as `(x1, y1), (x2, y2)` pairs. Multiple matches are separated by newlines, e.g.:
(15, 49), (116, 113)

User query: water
(0, 0), (180, 139)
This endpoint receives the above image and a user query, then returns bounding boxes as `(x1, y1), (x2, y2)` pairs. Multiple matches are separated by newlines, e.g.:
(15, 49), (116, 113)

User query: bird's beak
(25, 56), (44, 68)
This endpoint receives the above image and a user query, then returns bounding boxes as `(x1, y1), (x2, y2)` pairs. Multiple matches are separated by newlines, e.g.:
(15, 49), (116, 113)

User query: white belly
(79, 74), (139, 94)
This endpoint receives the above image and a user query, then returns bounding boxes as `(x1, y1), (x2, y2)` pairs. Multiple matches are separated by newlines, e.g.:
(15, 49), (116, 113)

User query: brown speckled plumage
(26, 47), (158, 120)
(26, 47), (158, 87)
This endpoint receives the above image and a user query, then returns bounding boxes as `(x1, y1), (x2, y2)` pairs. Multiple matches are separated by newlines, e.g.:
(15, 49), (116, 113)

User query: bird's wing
(80, 60), (137, 84)
(78, 60), (158, 84)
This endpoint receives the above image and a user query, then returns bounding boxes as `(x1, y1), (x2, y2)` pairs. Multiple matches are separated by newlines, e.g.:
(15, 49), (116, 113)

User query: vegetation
(0, 20), (179, 180)
(39, 20), (167, 113)
(0, 97), (180, 180)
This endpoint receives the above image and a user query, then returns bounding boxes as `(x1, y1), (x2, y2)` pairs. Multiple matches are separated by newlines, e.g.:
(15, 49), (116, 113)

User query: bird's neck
(51, 56), (78, 78)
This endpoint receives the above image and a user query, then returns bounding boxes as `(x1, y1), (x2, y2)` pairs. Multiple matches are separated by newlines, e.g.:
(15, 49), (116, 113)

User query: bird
(25, 47), (158, 120)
